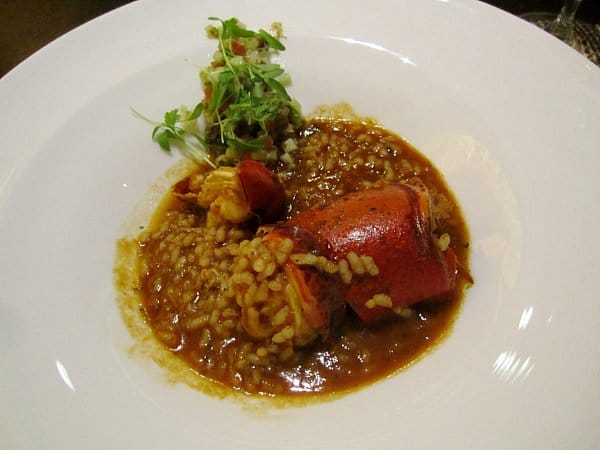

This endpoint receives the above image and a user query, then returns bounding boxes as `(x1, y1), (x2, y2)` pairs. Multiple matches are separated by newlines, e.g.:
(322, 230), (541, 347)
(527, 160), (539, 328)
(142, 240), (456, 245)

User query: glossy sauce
(136, 117), (471, 396)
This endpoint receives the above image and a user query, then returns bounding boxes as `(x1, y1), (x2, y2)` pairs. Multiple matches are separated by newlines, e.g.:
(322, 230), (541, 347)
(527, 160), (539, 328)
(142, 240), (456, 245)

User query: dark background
(1, 0), (599, 77)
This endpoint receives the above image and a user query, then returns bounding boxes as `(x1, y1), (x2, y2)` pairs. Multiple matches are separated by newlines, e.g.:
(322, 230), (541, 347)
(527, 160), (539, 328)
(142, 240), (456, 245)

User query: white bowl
(1, 0), (599, 448)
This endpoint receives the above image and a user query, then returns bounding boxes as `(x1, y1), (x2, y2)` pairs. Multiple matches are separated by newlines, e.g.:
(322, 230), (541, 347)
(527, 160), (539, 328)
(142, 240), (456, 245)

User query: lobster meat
(173, 160), (286, 225)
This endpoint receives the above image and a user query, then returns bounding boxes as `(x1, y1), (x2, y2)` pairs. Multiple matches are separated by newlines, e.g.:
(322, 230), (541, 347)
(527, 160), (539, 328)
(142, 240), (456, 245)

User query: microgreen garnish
(133, 17), (302, 167)
(131, 106), (216, 168)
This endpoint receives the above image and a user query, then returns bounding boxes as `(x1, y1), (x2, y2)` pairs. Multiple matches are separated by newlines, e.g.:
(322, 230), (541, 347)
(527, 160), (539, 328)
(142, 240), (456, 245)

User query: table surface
(1, 0), (599, 78)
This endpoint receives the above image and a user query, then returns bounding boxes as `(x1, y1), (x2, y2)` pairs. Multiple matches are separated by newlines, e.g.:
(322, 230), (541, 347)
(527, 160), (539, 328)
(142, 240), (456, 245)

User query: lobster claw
(264, 181), (458, 325)
(237, 160), (286, 223)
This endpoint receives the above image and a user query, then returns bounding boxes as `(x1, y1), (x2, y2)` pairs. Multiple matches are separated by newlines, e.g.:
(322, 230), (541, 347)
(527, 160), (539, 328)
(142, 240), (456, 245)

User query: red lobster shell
(264, 181), (458, 324)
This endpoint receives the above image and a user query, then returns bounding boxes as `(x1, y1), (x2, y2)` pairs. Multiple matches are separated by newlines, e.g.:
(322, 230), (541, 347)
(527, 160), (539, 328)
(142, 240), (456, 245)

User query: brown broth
(133, 116), (471, 397)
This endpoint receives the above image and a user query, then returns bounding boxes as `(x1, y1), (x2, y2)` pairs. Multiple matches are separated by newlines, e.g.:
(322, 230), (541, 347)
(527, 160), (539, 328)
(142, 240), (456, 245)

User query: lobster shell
(265, 181), (458, 323)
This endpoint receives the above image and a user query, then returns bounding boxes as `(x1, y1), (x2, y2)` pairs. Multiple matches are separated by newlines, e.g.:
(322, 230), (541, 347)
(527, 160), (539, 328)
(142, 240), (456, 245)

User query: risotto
(118, 112), (471, 396)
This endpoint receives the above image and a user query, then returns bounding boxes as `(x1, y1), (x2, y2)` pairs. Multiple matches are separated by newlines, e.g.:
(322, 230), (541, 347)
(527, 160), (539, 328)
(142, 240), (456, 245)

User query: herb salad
(134, 17), (302, 168)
